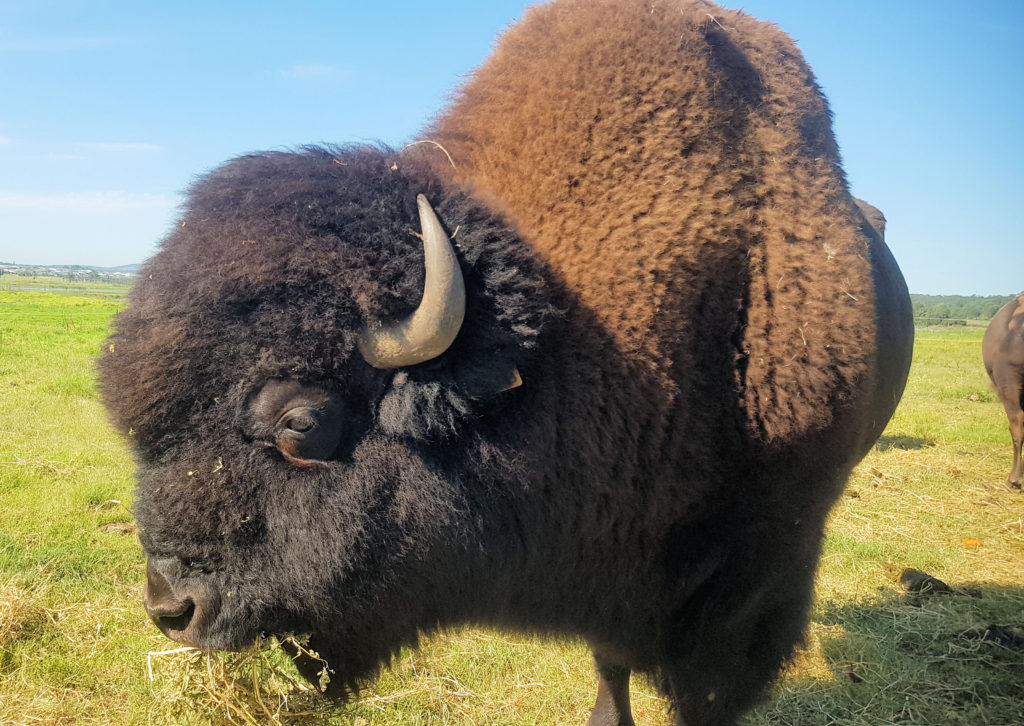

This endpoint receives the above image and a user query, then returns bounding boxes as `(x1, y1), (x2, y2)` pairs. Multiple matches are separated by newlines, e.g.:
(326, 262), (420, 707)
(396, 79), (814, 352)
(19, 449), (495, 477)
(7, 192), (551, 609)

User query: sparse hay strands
(138, 631), (651, 725)
(346, 632), (672, 725)
(0, 578), (50, 647)
(145, 637), (325, 725)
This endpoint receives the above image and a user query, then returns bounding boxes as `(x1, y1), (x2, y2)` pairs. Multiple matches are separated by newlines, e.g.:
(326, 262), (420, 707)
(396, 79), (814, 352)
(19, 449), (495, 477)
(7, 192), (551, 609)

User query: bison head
(100, 145), (555, 693)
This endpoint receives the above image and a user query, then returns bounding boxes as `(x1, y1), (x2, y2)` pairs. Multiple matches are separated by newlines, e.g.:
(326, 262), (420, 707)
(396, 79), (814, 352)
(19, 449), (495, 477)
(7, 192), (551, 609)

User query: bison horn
(357, 195), (466, 369)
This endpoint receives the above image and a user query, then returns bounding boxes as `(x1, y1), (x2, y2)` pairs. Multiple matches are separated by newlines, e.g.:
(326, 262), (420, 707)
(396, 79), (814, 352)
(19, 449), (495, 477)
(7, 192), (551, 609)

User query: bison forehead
(162, 147), (436, 322)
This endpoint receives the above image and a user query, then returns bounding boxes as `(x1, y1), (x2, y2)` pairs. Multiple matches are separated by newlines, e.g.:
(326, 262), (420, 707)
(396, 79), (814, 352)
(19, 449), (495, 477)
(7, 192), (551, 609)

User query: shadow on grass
(875, 434), (935, 451)
(745, 582), (1024, 725)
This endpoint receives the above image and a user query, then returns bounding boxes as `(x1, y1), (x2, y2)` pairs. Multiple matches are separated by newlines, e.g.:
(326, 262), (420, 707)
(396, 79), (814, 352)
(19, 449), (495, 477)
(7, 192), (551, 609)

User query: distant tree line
(1, 262), (137, 284)
(911, 294), (1018, 322)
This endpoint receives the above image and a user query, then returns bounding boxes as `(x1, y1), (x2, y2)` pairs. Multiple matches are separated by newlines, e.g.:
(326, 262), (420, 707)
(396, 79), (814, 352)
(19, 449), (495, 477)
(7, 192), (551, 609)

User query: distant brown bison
(983, 294), (1024, 490)
(99, 1), (913, 724)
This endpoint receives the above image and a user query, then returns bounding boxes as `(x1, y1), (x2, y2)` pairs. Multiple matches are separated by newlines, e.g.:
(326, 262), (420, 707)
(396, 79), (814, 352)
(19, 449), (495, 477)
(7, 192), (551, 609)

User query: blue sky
(1, 1), (1021, 295)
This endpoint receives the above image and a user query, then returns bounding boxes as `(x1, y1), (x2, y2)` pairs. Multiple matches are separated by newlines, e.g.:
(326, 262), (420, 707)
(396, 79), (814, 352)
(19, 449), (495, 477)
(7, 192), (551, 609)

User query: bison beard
(99, 1), (913, 724)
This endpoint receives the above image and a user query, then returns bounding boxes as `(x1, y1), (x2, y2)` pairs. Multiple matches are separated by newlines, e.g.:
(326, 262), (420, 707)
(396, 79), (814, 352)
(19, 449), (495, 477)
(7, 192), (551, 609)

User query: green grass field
(1, 284), (1021, 725)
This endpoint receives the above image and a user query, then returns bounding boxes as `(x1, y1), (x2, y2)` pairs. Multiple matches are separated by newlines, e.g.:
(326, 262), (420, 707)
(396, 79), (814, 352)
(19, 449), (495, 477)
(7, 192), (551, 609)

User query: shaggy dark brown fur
(100, 2), (913, 725)
(982, 294), (1024, 489)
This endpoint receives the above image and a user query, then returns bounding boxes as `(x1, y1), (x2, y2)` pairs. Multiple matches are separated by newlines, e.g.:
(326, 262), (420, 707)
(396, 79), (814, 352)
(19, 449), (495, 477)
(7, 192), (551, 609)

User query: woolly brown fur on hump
(410, 0), (878, 441)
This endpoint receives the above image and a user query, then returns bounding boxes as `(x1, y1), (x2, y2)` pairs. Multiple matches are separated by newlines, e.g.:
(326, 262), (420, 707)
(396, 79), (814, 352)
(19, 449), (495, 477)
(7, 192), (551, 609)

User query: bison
(983, 294), (1024, 490)
(99, 1), (914, 724)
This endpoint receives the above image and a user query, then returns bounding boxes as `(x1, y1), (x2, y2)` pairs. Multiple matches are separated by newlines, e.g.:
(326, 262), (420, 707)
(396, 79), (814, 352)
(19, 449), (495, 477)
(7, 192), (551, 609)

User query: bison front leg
(586, 644), (635, 726)
(1003, 392), (1024, 490)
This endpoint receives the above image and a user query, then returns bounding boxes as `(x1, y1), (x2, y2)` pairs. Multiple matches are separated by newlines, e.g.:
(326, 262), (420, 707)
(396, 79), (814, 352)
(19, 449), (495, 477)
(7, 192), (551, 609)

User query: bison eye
(275, 403), (344, 462)
(250, 380), (347, 463)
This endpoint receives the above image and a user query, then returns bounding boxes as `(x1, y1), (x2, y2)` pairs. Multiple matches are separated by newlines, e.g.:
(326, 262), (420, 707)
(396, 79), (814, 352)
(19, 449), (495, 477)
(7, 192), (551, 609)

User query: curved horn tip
(357, 194), (466, 369)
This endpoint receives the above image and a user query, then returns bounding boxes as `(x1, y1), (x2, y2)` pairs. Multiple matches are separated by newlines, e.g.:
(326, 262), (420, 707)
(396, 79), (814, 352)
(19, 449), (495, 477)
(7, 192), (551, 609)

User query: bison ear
(453, 361), (522, 399)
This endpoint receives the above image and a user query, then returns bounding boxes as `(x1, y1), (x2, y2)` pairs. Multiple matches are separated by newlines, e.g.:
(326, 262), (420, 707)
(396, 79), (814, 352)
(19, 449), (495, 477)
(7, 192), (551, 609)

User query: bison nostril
(147, 594), (194, 621)
(154, 600), (196, 633)
(145, 583), (197, 633)
(145, 557), (199, 636)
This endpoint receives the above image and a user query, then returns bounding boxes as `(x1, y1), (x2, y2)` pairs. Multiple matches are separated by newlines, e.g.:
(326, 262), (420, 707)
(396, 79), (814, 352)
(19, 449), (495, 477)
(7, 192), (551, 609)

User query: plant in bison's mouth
(279, 636), (335, 694)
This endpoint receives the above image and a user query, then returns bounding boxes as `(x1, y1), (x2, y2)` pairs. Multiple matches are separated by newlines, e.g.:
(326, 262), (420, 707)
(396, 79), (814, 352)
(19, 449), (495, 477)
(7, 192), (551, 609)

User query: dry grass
(140, 631), (673, 726)
(145, 637), (330, 725)
(0, 579), (50, 647)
